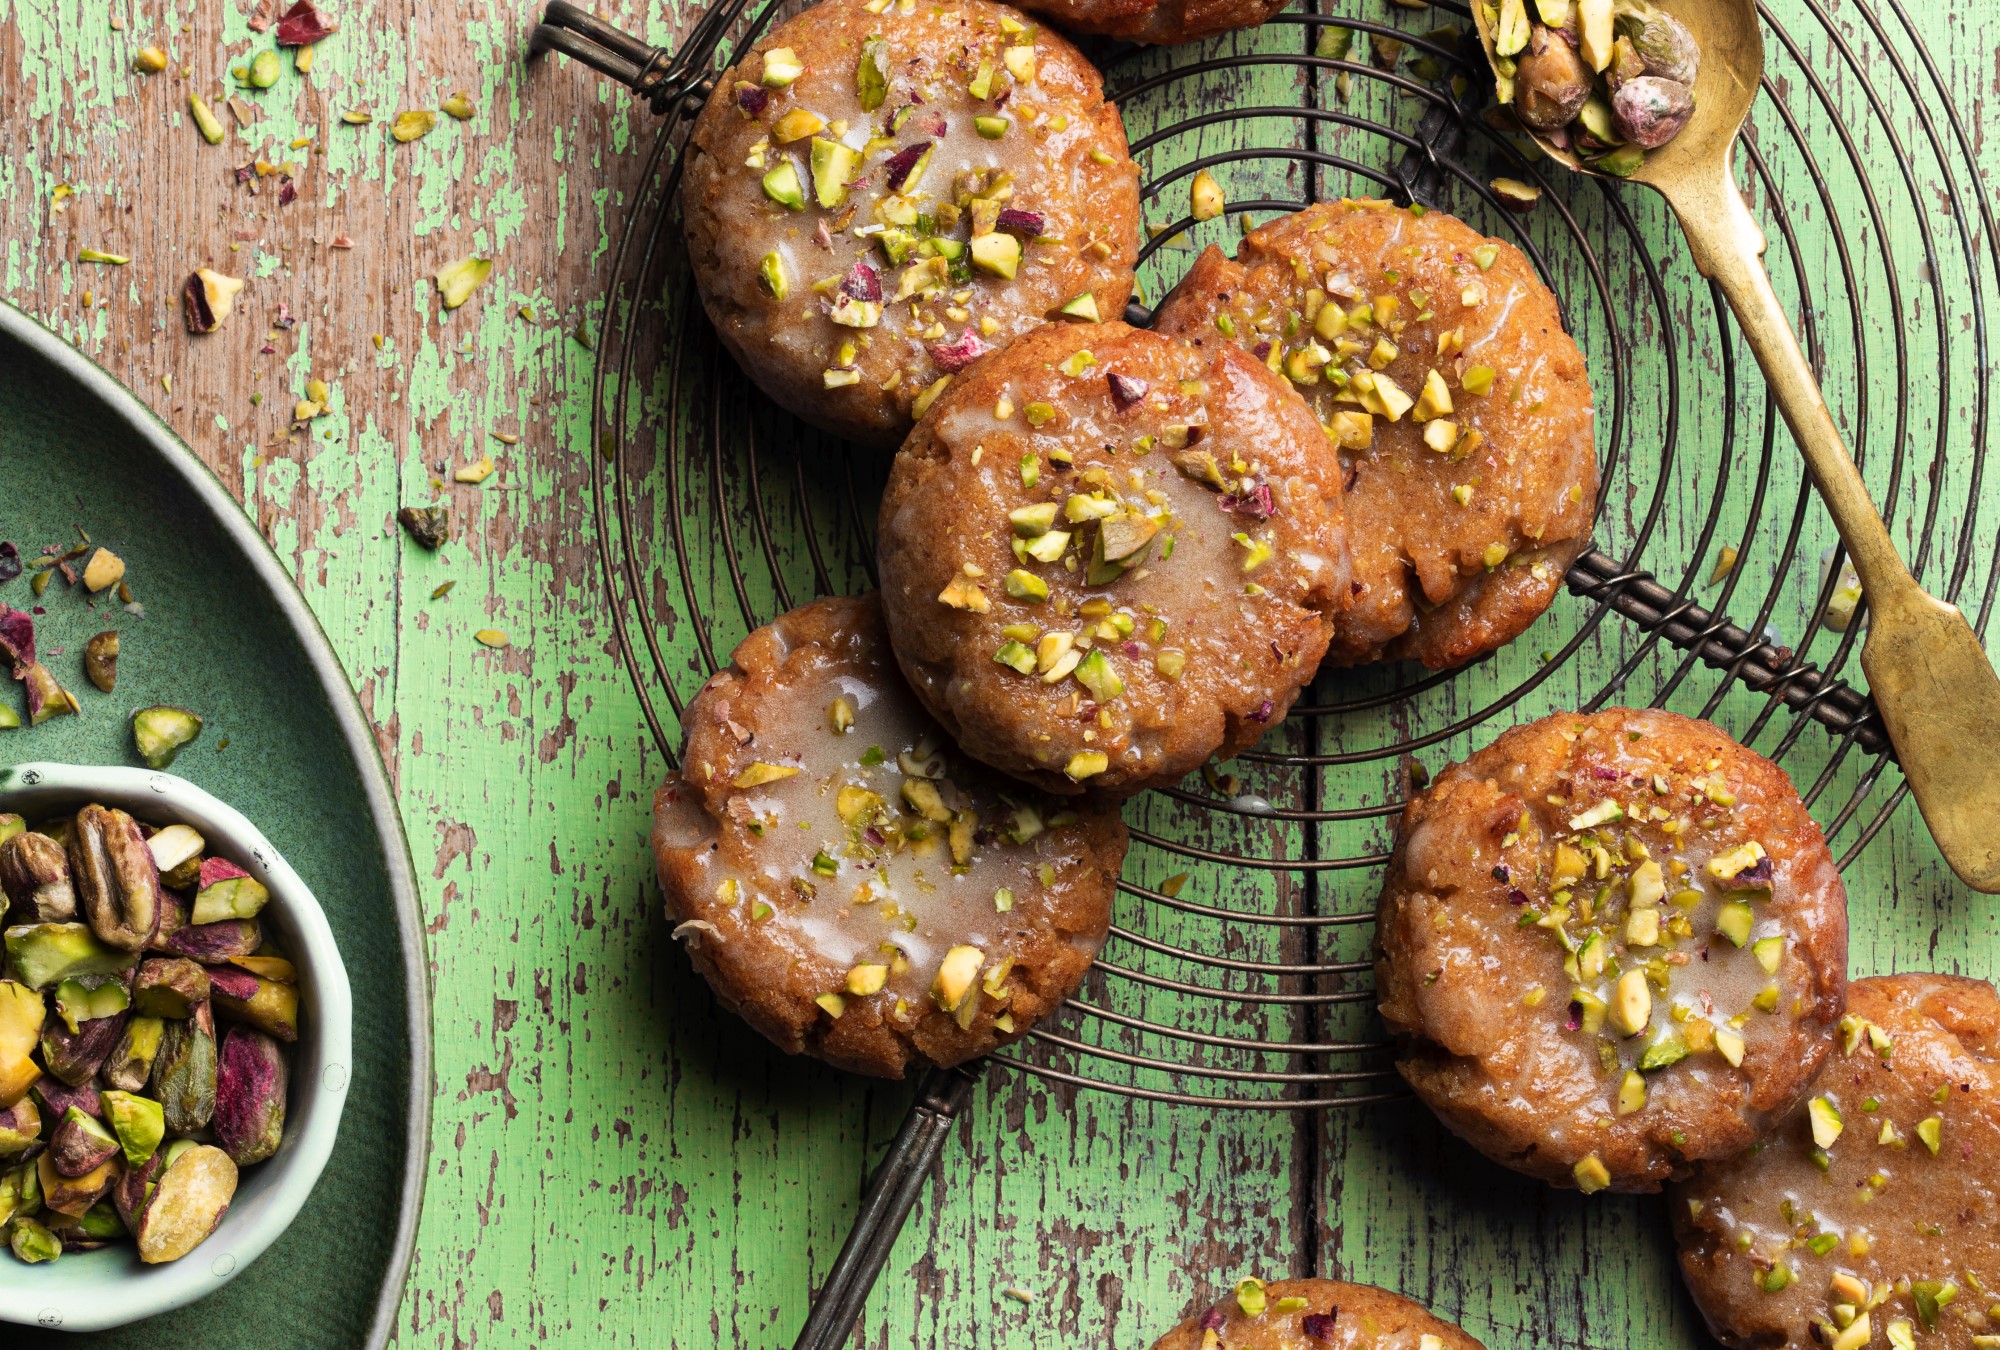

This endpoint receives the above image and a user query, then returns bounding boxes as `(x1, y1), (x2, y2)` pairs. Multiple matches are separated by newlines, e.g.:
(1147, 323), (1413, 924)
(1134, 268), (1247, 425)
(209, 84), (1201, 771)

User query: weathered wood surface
(5, 0), (1998, 1343)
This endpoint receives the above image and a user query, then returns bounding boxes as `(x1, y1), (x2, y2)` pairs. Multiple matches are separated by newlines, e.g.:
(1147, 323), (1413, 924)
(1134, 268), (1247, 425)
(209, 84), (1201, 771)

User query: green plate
(0, 302), (429, 1348)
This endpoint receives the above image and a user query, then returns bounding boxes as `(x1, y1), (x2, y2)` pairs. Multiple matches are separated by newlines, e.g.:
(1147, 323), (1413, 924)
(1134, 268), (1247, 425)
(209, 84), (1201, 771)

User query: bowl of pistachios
(0, 762), (352, 1332)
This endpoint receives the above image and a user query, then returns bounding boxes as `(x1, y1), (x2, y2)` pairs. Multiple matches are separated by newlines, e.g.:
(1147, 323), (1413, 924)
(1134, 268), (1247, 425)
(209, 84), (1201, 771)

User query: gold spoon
(1471, 0), (2000, 891)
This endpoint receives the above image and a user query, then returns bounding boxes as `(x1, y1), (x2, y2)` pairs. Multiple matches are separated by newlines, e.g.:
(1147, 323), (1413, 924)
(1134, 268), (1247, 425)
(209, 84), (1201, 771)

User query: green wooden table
(6, 0), (1999, 1342)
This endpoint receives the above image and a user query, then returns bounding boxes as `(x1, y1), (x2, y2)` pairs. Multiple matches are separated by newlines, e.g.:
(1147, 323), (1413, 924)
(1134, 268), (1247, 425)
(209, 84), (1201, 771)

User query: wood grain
(5, 0), (1998, 1343)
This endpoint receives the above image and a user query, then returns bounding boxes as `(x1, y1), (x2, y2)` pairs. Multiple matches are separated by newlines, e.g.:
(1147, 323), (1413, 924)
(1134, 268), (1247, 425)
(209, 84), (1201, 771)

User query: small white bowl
(0, 762), (353, 1333)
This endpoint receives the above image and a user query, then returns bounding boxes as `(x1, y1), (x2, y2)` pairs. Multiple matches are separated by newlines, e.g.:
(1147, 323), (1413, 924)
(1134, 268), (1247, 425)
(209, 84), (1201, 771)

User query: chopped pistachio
(1714, 1025), (1746, 1067)
(1610, 969), (1651, 1036)
(392, 109), (437, 142)
(761, 160), (806, 209)
(341, 107), (372, 124)
(760, 46), (804, 87)
(974, 114), (1010, 139)
(732, 762), (800, 789)
(970, 232), (1022, 279)
(189, 93), (225, 143)
(938, 574), (990, 612)
(1004, 569), (1049, 603)
(1056, 292), (1099, 321)
(442, 91), (476, 120)
(911, 376), (952, 420)
(1715, 901), (1754, 948)
(135, 45), (168, 72)
(435, 255), (493, 310)
(1916, 1115), (1943, 1155)
(814, 992), (846, 1019)
(473, 628), (509, 649)
(1064, 751), (1108, 781)
(845, 963), (888, 996)
(1572, 1153), (1612, 1194)
(1189, 170), (1224, 222)
(772, 108), (824, 143)
(1807, 1095), (1843, 1149)
(453, 455), (496, 484)
(1154, 649), (1186, 680)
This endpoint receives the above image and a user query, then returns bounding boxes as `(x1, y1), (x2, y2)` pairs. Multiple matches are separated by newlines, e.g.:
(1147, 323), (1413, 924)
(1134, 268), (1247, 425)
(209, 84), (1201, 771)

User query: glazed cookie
(681, 0), (1141, 447)
(1374, 707), (1848, 1193)
(1008, 0), (1291, 46)
(1151, 1277), (1488, 1350)
(1673, 974), (2000, 1350)
(877, 320), (1352, 797)
(652, 592), (1127, 1078)
(1152, 199), (1598, 669)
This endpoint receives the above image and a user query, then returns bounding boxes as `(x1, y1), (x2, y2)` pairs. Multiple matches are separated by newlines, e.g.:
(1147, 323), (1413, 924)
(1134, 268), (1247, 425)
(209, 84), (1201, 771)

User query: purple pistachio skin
(213, 1026), (289, 1166)
(160, 918), (261, 964)
(30, 1077), (101, 1122)
(113, 1147), (163, 1231)
(40, 1009), (129, 1087)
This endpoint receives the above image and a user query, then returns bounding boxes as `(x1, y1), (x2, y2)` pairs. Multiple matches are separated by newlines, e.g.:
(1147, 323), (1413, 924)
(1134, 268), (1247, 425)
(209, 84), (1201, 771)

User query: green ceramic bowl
(0, 762), (353, 1333)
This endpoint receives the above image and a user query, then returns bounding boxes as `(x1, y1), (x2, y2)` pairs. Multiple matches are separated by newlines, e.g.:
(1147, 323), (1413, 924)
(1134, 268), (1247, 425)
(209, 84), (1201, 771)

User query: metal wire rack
(531, 0), (1999, 1338)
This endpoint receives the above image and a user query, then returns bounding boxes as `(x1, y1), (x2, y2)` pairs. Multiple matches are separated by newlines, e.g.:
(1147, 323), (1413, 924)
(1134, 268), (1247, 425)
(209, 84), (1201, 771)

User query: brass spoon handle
(1662, 158), (2000, 893)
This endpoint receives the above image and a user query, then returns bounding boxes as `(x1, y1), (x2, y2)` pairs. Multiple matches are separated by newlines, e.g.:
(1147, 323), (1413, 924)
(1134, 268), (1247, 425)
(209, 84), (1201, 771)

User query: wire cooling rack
(531, 0), (1999, 1337)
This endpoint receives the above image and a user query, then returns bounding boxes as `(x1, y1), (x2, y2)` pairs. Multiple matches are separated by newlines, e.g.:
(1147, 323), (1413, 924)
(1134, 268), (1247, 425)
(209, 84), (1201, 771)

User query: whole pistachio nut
(1611, 74), (1694, 148)
(135, 1142), (236, 1264)
(151, 1001), (218, 1133)
(4, 922), (131, 990)
(40, 1007), (128, 1087)
(0, 831), (76, 924)
(213, 1025), (288, 1165)
(133, 957), (211, 1019)
(0, 1099), (41, 1155)
(210, 966), (298, 1042)
(1514, 24), (1593, 131)
(102, 1015), (166, 1093)
(69, 804), (164, 951)
(1614, 5), (1699, 84)
(10, 1215), (60, 1263)
(83, 630), (119, 693)
(48, 1106), (121, 1179)
(36, 1147), (120, 1217)
(161, 917), (261, 964)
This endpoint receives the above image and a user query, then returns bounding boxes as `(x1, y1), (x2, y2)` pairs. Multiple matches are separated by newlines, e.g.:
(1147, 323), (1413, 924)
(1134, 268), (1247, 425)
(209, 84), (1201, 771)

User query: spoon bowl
(1471, 0), (1763, 189)
(1469, 0), (2000, 894)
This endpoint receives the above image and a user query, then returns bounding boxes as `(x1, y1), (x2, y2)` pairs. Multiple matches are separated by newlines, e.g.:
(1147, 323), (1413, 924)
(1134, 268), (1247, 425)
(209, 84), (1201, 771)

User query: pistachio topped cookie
(1150, 1278), (1488, 1350)
(1673, 973), (2000, 1350)
(682, 0), (1141, 447)
(652, 593), (1126, 1078)
(1374, 708), (1848, 1193)
(876, 320), (1352, 797)
(1152, 199), (1598, 669)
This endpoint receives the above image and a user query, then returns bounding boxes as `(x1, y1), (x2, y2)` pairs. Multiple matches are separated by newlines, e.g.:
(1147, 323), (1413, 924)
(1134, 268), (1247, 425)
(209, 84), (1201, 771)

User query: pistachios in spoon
(1484, 0), (1701, 174)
